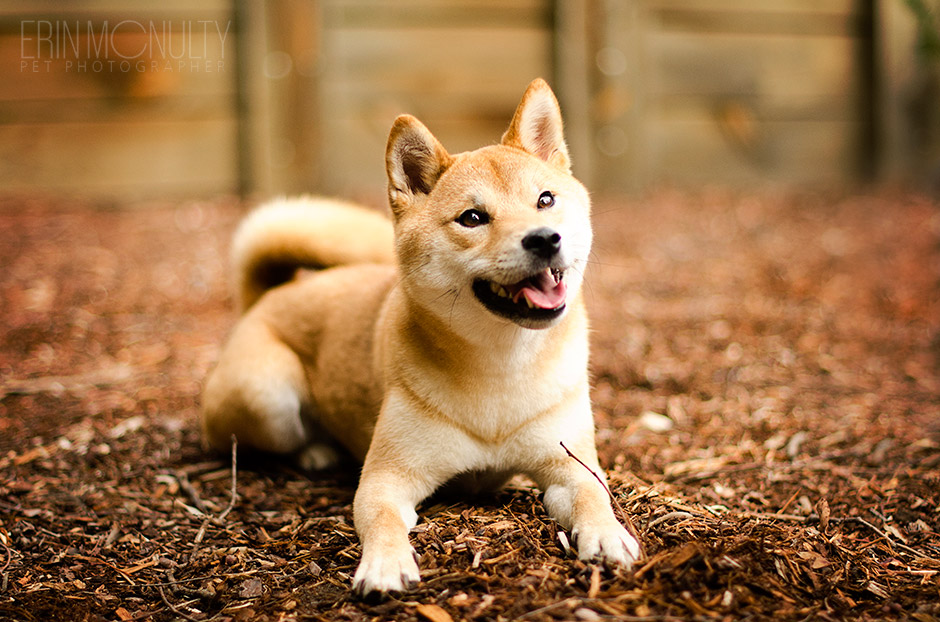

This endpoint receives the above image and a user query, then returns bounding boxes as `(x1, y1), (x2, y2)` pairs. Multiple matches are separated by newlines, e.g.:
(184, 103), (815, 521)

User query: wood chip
(416, 603), (454, 622)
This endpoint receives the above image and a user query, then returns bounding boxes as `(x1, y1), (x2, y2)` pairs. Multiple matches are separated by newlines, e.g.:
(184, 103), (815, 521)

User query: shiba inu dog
(201, 79), (641, 595)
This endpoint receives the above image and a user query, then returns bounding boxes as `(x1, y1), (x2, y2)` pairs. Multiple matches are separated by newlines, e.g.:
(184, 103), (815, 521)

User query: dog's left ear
(502, 78), (570, 172)
(386, 114), (453, 216)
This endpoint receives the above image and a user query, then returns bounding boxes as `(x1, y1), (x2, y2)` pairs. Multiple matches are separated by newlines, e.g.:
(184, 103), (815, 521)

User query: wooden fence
(0, 0), (937, 200)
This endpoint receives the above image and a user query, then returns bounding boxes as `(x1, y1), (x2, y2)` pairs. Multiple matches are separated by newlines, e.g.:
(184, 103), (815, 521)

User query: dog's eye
(537, 191), (555, 209)
(456, 209), (489, 228)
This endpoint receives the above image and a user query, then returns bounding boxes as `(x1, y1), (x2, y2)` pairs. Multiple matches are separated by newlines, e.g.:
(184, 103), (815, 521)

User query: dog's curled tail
(232, 196), (396, 310)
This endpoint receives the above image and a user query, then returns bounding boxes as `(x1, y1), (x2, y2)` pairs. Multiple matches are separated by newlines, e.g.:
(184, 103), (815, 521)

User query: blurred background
(1, 0), (938, 203)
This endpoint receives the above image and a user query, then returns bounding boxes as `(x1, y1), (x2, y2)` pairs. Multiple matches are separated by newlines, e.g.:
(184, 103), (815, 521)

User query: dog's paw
(352, 547), (420, 596)
(571, 521), (641, 567)
(295, 443), (341, 471)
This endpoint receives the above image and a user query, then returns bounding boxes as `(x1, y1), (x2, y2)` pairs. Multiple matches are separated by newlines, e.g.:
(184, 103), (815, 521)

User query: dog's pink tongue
(512, 270), (567, 309)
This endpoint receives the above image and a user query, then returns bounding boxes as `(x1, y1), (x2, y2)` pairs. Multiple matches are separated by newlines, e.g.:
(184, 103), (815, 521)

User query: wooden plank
(314, 115), (510, 197)
(322, 0), (550, 28)
(592, 0), (869, 189)
(648, 32), (859, 112)
(322, 81), (547, 125)
(326, 0), (546, 8)
(0, 4), (238, 200)
(232, 0), (274, 196)
(554, 0), (595, 183)
(263, 0), (322, 195)
(0, 1), (231, 20)
(646, 114), (858, 186)
(235, 0), (555, 195)
(592, 0), (649, 190)
(0, 30), (234, 107)
(875, 0), (923, 183)
(651, 8), (857, 36)
(324, 26), (550, 82)
(0, 118), (237, 198)
(317, 22), (552, 194)
(645, 0), (856, 15)
(0, 97), (233, 126)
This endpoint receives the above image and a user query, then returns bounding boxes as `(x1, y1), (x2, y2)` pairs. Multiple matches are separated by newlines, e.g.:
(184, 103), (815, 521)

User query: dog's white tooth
(525, 297), (535, 309)
(499, 286), (510, 298)
(490, 281), (500, 294)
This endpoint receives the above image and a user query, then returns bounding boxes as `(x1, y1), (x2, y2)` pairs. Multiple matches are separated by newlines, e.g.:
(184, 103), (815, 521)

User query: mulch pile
(0, 189), (938, 621)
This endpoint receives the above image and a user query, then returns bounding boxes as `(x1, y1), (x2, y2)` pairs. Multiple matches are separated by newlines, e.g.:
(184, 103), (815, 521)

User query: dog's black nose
(521, 227), (562, 259)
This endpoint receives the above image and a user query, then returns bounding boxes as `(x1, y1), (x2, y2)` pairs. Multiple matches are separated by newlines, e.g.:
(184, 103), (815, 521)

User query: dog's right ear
(502, 78), (570, 172)
(386, 115), (452, 215)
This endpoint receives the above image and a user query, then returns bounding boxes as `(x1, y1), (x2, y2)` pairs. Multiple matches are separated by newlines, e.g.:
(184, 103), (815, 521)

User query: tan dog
(201, 79), (641, 595)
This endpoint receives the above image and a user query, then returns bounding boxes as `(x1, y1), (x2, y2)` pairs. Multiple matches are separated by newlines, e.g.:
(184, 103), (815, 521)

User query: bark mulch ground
(0, 189), (938, 621)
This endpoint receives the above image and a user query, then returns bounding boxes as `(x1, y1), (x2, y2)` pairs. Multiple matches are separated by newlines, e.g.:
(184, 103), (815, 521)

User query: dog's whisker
(447, 287), (463, 328)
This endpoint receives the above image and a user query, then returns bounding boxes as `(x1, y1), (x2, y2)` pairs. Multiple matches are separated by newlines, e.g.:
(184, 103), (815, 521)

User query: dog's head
(385, 79), (592, 331)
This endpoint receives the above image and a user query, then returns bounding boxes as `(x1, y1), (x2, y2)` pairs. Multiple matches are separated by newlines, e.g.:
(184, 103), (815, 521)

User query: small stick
(72, 554), (136, 586)
(190, 436), (238, 559)
(175, 471), (208, 514)
(0, 532), (11, 574)
(646, 511), (694, 529)
(138, 573), (217, 588)
(775, 488), (801, 516)
(157, 586), (200, 622)
(218, 435), (238, 521)
(560, 442), (645, 559)
(851, 517), (925, 560)
(0, 531), (11, 594)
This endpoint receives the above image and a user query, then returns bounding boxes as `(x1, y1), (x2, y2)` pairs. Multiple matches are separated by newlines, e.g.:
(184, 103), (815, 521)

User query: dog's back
(201, 197), (396, 460)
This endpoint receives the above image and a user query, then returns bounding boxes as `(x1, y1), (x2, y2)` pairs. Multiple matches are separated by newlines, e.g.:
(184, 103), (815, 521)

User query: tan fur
(201, 79), (641, 595)
(231, 196), (395, 310)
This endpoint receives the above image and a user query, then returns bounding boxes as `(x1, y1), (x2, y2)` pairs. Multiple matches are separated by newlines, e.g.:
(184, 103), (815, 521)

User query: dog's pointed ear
(502, 78), (570, 172)
(386, 115), (452, 214)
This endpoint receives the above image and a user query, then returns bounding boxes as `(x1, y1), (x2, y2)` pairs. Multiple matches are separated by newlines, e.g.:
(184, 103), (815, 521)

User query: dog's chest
(405, 354), (585, 448)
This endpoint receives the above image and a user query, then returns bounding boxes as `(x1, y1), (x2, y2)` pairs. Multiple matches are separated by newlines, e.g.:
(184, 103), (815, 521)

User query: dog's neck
(396, 291), (587, 376)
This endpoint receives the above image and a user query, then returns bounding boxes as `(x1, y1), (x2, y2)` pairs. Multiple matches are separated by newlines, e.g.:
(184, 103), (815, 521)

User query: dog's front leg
(533, 441), (642, 567)
(351, 466), (423, 595)
(351, 392), (450, 595)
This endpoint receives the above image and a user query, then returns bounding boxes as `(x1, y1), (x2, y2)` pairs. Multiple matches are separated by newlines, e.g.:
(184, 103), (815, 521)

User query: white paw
(295, 443), (340, 471)
(352, 547), (420, 595)
(572, 521), (641, 567)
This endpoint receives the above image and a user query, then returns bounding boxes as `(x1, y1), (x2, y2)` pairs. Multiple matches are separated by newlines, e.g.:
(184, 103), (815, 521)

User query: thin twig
(128, 606), (170, 621)
(646, 511), (694, 529)
(0, 533), (11, 574)
(739, 510), (813, 523)
(559, 442), (646, 559)
(190, 436), (238, 560)
(736, 510), (927, 559)
(71, 554), (137, 586)
(157, 586), (200, 622)
(136, 573), (218, 588)
(191, 519), (210, 555)
(218, 435), (238, 521)
(520, 597), (687, 621)
(775, 488), (801, 516)
(175, 472), (208, 515)
(0, 531), (11, 595)
(851, 517), (926, 560)
(518, 598), (577, 619)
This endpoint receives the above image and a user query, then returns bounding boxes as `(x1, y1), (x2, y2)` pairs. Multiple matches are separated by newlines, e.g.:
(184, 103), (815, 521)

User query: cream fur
(201, 78), (641, 596)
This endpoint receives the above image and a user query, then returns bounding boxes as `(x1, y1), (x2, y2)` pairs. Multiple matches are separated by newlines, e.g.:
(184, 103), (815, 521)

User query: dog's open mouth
(472, 268), (567, 323)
